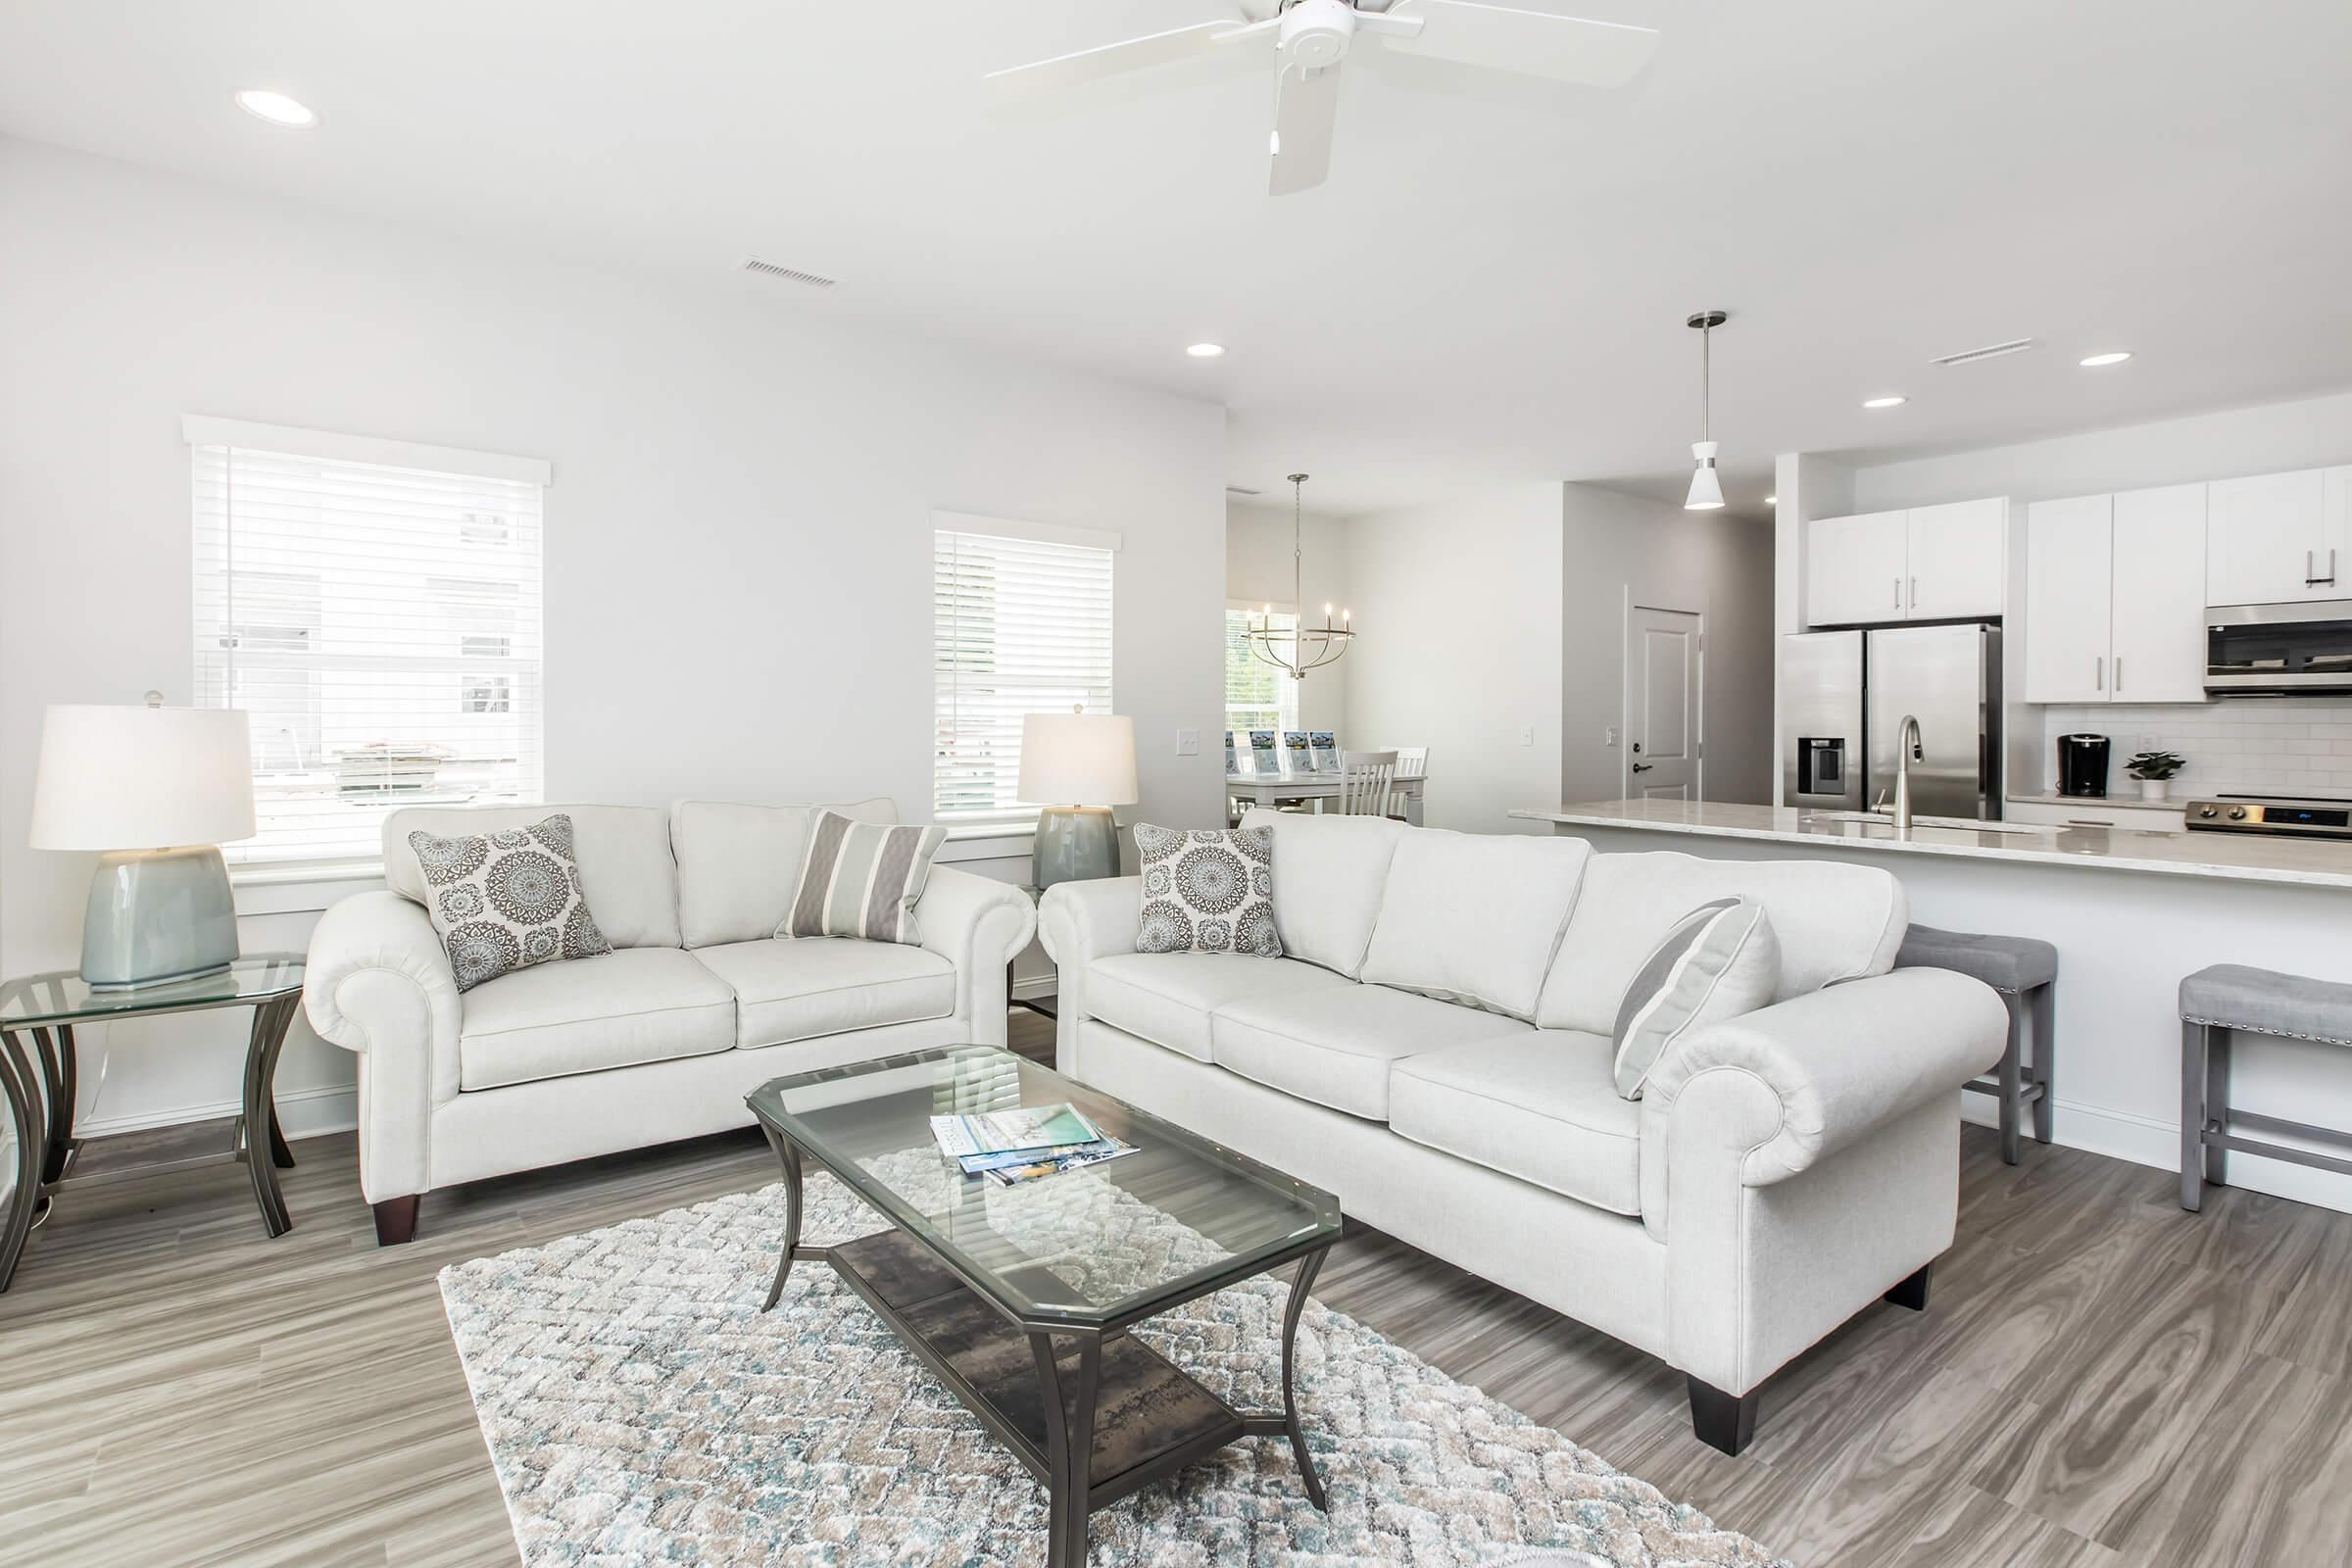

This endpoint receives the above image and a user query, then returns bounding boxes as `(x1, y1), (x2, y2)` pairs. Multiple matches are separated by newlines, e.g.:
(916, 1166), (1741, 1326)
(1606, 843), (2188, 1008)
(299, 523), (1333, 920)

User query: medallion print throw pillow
(1134, 823), (1282, 956)
(781, 810), (949, 945)
(409, 812), (612, 992)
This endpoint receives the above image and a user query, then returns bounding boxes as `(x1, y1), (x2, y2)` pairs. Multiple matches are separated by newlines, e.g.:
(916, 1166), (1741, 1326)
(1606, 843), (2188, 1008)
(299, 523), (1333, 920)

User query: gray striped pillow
(778, 810), (949, 945)
(1610, 896), (1779, 1099)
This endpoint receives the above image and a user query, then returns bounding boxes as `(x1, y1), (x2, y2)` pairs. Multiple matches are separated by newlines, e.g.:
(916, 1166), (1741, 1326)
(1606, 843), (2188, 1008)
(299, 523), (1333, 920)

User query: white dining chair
(1387, 746), (1428, 821)
(1337, 750), (1398, 817)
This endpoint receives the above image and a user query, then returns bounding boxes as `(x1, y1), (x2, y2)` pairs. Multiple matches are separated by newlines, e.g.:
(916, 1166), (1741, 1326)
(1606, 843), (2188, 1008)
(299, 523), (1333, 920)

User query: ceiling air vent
(1226, 485), (1264, 497)
(742, 257), (838, 290)
(1931, 337), (2035, 368)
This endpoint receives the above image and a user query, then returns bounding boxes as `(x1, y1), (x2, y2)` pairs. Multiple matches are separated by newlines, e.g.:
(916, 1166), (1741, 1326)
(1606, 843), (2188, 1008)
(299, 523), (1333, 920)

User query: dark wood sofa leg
(1687, 1376), (1759, 1456)
(372, 1196), (420, 1247)
(1884, 1262), (1932, 1311)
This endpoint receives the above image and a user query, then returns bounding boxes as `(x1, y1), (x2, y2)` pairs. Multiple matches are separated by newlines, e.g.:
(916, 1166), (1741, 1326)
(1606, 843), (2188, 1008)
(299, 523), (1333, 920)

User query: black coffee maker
(2058, 734), (2111, 798)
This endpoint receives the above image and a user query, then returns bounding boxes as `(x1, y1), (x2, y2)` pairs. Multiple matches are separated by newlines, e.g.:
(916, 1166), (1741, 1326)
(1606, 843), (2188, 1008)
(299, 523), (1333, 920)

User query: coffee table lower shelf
(827, 1229), (1247, 1509)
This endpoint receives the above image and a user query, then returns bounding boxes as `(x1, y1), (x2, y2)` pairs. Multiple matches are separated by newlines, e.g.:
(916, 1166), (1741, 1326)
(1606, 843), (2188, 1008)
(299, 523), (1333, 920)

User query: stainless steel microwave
(2205, 600), (2352, 695)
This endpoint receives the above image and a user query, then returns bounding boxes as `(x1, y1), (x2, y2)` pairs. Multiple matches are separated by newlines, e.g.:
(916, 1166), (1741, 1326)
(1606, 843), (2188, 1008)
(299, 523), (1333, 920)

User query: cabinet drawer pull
(2095, 657), (2104, 692)
(1893, 576), (1902, 611)
(2116, 657), (2124, 692)
(1909, 574), (1918, 611)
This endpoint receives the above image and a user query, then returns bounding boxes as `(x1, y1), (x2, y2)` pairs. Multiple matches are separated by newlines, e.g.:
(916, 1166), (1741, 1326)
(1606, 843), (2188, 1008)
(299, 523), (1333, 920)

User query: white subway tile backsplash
(2034, 698), (2352, 798)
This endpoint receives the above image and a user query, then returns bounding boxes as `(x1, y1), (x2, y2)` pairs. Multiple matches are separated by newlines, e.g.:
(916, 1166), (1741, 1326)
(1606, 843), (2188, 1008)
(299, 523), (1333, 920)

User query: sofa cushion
(1210, 983), (1530, 1121)
(1134, 823), (1282, 956)
(782, 811), (947, 945)
(388, 804), (683, 950)
(670, 798), (900, 949)
(1538, 851), (1908, 1034)
(1238, 807), (1406, 977)
(1611, 897), (1779, 1099)
(1358, 831), (1592, 1019)
(1086, 953), (1352, 1063)
(1390, 1030), (1642, 1216)
(407, 813), (613, 992)
(458, 947), (736, 1091)
(693, 937), (955, 1050)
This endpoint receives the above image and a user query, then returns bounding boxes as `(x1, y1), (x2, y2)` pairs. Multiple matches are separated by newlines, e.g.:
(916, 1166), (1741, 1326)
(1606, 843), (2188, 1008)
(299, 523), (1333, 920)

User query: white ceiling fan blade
(1269, 61), (1341, 196)
(985, 19), (1259, 92)
(1379, 0), (1658, 87)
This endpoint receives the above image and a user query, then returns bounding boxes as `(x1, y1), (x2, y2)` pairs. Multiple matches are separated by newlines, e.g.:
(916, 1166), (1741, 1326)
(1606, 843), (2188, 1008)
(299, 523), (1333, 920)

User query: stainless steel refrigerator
(1783, 624), (2003, 820)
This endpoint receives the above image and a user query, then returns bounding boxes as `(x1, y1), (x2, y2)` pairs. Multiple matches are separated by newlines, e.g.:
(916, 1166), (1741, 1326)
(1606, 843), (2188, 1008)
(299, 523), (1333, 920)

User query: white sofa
(304, 799), (1036, 1244)
(1038, 809), (2004, 1454)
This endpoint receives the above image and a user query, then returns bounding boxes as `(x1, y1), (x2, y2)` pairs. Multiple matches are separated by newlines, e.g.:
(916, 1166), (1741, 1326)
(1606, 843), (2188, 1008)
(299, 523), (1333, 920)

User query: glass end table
(0, 954), (307, 1293)
(747, 1045), (1342, 1568)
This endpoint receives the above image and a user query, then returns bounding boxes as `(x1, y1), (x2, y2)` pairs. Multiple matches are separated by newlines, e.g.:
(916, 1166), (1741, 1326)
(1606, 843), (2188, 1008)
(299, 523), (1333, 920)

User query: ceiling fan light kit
(986, 1), (1660, 196)
(1684, 310), (1728, 512)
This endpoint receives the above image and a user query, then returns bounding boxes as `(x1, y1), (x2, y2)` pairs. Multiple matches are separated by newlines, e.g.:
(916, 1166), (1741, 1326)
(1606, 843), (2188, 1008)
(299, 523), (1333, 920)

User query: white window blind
(934, 519), (1116, 821)
(188, 421), (548, 866)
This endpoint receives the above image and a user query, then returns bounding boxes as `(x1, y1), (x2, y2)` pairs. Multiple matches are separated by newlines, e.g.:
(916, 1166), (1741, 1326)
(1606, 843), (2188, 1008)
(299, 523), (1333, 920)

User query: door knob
(1631, 761), (1653, 773)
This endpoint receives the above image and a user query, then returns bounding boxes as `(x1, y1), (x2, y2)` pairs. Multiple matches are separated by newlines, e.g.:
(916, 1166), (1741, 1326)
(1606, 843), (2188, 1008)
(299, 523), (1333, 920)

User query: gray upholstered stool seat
(2180, 963), (2352, 1046)
(1896, 924), (2057, 1164)
(2180, 962), (2352, 1212)
(1897, 925), (2056, 994)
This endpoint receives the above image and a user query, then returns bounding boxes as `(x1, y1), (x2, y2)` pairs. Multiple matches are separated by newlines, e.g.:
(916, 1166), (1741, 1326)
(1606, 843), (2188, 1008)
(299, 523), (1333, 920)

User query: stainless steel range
(2183, 793), (2352, 840)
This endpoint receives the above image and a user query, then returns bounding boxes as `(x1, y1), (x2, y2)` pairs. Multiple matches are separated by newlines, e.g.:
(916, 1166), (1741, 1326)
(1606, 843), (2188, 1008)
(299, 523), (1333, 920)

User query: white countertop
(1510, 799), (2352, 890)
(2005, 791), (2182, 812)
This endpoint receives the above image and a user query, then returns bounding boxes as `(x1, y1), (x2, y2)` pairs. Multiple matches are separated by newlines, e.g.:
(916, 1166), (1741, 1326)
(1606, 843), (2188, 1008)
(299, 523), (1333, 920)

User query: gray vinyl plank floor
(3, 1009), (2347, 1567)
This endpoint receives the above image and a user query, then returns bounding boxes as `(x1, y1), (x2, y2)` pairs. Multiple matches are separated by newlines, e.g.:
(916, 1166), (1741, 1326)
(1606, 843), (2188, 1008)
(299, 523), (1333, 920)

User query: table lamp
(1019, 707), (1138, 888)
(28, 696), (256, 990)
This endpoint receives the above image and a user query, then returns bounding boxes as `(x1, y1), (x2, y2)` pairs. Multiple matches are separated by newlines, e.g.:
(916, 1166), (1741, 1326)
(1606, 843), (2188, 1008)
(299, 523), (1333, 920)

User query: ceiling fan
(985, 0), (1660, 196)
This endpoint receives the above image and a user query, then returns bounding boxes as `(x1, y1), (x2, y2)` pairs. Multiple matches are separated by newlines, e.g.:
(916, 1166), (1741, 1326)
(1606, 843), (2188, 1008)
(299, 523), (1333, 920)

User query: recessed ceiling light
(2080, 351), (2132, 368)
(236, 89), (318, 128)
(1766, 494), (1778, 505)
(1186, 343), (1225, 359)
(1862, 395), (1907, 410)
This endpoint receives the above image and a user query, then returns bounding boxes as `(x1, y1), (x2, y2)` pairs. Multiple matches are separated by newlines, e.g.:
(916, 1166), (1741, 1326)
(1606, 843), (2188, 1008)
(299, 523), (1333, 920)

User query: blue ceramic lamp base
(1033, 807), (1118, 889)
(80, 846), (240, 991)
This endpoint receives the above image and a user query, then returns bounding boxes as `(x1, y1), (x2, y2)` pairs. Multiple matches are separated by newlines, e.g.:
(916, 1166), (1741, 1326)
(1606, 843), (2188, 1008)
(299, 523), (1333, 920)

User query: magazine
(930, 1103), (1100, 1159)
(983, 1137), (1138, 1186)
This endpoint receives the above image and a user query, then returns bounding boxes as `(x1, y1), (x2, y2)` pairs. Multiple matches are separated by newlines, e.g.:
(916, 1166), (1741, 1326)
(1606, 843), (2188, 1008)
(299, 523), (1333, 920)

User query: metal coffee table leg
(240, 994), (302, 1237)
(1030, 1329), (1102, 1568)
(759, 1124), (806, 1311)
(1279, 1244), (1330, 1509)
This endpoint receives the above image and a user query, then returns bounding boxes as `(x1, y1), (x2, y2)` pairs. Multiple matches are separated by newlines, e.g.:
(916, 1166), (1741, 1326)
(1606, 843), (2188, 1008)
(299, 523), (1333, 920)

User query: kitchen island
(1514, 799), (2352, 1213)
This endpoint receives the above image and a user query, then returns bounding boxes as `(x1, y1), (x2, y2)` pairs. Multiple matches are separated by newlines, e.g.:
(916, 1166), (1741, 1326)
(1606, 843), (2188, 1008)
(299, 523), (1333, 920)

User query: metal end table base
(755, 1130), (1333, 1566)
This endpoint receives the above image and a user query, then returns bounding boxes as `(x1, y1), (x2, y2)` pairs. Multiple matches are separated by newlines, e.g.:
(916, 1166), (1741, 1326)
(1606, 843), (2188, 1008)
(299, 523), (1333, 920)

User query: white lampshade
(29, 704), (257, 851)
(1018, 710), (1138, 807)
(1684, 441), (1725, 511)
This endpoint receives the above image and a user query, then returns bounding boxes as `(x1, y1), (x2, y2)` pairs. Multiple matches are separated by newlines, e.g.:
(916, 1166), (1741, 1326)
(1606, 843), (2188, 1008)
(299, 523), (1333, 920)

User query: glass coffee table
(746, 1046), (1343, 1568)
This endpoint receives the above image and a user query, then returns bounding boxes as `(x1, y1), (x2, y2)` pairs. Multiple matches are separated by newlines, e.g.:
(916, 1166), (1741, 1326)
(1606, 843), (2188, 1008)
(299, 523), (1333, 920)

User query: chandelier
(1248, 472), (1354, 680)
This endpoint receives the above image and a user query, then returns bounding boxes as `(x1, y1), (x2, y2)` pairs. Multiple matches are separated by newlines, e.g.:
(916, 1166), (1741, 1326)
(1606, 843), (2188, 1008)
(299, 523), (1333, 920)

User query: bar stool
(2180, 964), (2352, 1212)
(1896, 925), (2057, 1164)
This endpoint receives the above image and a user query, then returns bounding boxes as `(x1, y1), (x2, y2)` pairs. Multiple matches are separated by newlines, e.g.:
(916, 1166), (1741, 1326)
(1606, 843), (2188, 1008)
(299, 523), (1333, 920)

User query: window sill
(937, 823), (1037, 864)
(229, 859), (389, 916)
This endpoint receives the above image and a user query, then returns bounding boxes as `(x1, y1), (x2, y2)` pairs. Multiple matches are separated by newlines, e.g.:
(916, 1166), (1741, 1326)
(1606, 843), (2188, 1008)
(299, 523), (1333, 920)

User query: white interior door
(1628, 606), (1702, 800)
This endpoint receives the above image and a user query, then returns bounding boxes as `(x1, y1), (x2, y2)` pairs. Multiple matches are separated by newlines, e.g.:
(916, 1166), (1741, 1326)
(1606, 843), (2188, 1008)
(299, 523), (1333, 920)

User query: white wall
(1225, 499), (1348, 733)
(1848, 387), (2352, 511)
(0, 138), (1226, 1138)
(1558, 484), (1777, 807)
(1342, 485), (1563, 834)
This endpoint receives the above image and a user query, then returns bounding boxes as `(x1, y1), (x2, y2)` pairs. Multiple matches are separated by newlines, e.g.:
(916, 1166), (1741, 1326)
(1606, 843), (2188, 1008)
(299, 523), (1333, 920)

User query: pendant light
(1684, 309), (1728, 512)
(1247, 474), (1355, 679)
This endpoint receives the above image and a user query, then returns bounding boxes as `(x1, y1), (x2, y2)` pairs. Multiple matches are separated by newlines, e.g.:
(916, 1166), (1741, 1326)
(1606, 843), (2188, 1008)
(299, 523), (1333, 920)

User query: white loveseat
(1038, 808), (2004, 1454)
(305, 799), (1036, 1244)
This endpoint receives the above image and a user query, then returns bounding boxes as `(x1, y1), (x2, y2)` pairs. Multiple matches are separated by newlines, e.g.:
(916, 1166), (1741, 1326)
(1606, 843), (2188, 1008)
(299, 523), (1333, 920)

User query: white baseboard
(73, 1082), (358, 1143)
(1011, 974), (1056, 1002)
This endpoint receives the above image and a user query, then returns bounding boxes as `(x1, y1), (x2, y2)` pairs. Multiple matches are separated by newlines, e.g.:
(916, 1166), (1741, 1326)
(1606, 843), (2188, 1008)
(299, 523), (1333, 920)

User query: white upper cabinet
(2023, 484), (2209, 706)
(2206, 468), (2334, 606)
(1803, 500), (2004, 625)
(1804, 510), (1909, 625)
(2108, 484), (2209, 703)
(2023, 495), (2113, 704)
(1905, 499), (2007, 619)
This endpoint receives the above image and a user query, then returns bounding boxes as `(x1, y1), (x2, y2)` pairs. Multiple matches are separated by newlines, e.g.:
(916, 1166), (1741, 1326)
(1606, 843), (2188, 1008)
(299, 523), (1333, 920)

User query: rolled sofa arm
(916, 865), (1039, 1047)
(304, 890), (463, 1202)
(1037, 876), (1142, 974)
(1643, 966), (2008, 1187)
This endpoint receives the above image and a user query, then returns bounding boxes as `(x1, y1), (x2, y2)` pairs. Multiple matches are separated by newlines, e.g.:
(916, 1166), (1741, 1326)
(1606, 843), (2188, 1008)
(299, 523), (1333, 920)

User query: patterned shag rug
(439, 1168), (1784, 1567)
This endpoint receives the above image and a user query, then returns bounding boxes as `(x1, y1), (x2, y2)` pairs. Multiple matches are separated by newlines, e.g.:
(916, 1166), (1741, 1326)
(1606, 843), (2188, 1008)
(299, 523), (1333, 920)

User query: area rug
(439, 1164), (1784, 1567)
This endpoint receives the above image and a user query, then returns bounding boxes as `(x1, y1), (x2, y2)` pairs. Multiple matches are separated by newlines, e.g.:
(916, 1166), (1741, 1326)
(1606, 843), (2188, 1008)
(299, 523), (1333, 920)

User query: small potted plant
(2126, 750), (2186, 802)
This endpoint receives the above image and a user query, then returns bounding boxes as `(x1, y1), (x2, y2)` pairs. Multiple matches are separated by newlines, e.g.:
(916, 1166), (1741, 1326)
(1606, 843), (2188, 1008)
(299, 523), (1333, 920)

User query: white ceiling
(5, 0), (2351, 517)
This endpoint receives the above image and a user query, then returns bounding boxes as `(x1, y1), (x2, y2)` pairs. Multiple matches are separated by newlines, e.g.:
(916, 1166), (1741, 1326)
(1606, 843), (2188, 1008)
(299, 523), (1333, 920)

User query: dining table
(1225, 770), (1425, 826)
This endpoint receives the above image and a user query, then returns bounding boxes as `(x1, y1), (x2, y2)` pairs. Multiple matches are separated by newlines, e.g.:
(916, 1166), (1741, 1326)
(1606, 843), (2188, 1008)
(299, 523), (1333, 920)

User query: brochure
(1283, 731), (1312, 774)
(1310, 731), (1339, 773)
(1224, 730), (1239, 775)
(1249, 730), (1279, 772)
(929, 1103), (1100, 1159)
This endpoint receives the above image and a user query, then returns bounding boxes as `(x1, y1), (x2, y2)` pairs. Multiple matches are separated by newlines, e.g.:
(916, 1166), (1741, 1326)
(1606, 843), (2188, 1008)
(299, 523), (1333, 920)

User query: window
(1224, 605), (1299, 742)
(934, 515), (1118, 821)
(187, 416), (550, 866)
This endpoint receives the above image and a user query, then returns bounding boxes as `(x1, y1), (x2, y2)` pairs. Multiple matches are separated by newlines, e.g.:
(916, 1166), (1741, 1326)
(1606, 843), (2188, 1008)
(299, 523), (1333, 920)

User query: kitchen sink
(1802, 811), (2050, 836)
